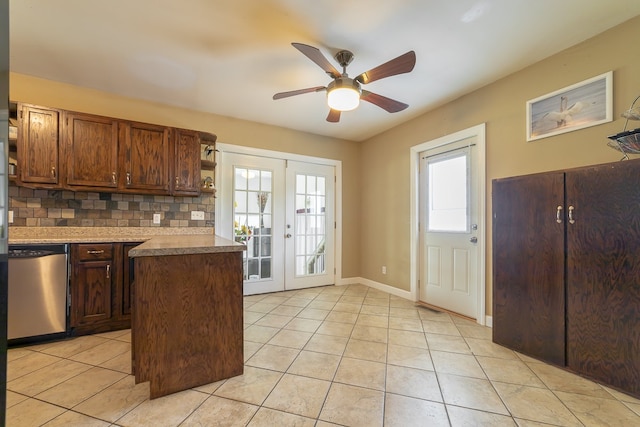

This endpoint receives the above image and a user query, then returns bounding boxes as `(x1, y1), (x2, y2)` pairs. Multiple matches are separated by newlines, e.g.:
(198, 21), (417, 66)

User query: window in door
(233, 167), (272, 281)
(294, 173), (326, 276)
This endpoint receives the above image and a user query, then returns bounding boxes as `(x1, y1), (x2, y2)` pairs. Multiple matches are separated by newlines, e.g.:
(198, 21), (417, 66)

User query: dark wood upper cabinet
(14, 101), (211, 196)
(172, 128), (201, 196)
(492, 171), (566, 366)
(18, 104), (61, 186)
(65, 111), (119, 189)
(119, 121), (170, 193)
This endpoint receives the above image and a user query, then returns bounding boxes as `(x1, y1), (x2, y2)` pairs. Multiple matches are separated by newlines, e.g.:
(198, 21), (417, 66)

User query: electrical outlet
(153, 213), (161, 224)
(191, 210), (205, 220)
(382, 266), (387, 275)
(8, 210), (13, 224)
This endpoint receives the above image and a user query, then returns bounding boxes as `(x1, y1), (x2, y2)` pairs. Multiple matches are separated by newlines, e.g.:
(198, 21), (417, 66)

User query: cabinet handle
(556, 205), (563, 223)
(568, 205), (576, 224)
(51, 166), (56, 178)
(87, 250), (105, 255)
(106, 264), (111, 279)
(112, 172), (117, 184)
(126, 172), (131, 185)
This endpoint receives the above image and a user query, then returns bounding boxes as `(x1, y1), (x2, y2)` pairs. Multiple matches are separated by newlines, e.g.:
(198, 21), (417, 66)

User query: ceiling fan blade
(292, 43), (342, 79)
(273, 86), (326, 100)
(355, 51), (416, 85)
(361, 90), (409, 113)
(327, 109), (341, 123)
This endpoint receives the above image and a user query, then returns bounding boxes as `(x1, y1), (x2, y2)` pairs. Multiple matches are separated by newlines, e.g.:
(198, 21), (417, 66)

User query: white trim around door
(409, 123), (487, 326)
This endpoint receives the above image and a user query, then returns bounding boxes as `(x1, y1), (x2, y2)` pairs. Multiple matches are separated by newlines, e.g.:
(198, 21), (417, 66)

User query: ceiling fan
(273, 43), (416, 123)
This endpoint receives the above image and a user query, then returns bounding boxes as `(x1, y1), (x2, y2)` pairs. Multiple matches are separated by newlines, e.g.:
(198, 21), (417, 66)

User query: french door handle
(469, 236), (478, 243)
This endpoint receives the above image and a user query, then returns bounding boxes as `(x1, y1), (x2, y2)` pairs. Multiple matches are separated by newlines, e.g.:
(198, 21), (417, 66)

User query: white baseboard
(485, 315), (493, 328)
(337, 277), (414, 301)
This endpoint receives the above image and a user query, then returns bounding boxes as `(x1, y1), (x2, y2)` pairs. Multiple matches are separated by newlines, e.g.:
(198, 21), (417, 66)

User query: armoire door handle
(556, 205), (563, 223)
(568, 206), (575, 224)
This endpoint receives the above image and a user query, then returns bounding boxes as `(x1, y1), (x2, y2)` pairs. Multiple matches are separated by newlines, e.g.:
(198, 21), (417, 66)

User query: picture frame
(526, 71), (612, 141)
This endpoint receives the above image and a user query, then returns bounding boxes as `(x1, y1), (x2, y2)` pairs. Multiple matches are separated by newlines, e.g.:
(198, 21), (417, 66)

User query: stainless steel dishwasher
(8, 244), (69, 342)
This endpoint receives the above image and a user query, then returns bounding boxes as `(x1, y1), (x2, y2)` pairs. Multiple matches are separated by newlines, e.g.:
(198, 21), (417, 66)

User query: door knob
(469, 236), (478, 243)
(286, 233), (292, 238)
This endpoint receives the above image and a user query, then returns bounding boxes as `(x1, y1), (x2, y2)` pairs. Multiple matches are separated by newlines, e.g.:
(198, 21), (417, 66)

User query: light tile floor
(5, 283), (640, 426)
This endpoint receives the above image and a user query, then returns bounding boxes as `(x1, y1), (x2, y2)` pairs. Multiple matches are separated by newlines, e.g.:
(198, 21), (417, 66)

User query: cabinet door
(492, 172), (566, 366)
(566, 160), (640, 395)
(172, 128), (201, 195)
(120, 122), (170, 193)
(73, 260), (113, 326)
(66, 112), (119, 189)
(18, 104), (60, 185)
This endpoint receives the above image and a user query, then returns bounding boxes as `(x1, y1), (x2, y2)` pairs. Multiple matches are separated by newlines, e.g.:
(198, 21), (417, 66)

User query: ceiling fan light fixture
(327, 78), (361, 111)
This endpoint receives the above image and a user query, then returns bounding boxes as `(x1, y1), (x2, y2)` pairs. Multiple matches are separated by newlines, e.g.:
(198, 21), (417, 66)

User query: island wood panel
(133, 251), (244, 399)
(492, 171), (566, 366)
(566, 161), (640, 397)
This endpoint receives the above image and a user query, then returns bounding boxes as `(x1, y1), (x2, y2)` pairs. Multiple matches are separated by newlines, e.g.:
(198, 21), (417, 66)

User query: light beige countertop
(9, 226), (215, 244)
(128, 234), (245, 257)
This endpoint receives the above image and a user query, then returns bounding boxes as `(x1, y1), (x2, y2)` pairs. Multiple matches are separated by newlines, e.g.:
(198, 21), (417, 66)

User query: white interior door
(218, 152), (335, 295)
(419, 137), (479, 319)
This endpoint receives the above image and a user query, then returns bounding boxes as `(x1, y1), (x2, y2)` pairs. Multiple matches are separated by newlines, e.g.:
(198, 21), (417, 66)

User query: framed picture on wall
(526, 71), (613, 141)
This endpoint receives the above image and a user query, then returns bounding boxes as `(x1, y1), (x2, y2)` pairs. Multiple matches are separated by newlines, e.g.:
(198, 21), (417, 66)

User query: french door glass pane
(234, 167), (273, 280)
(294, 173), (326, 276)
(427, 153), (469, 232)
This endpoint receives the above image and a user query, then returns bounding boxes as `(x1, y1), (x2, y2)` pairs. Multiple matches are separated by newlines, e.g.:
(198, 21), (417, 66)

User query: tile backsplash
(9, 183), (215, 228)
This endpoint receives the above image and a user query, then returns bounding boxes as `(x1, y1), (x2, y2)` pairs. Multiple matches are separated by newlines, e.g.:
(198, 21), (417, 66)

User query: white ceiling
(9, 0), (640, 141)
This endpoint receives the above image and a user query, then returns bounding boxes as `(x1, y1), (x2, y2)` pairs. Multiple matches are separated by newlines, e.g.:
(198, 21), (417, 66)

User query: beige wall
(9, 74), (362, 278)
(361, 15), (640, 314)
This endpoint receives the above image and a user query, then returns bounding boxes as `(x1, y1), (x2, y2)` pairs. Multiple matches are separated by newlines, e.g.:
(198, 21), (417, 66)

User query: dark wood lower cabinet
(493, 158), (640, 399)
(565, 161), (640, 397)
(70, 242), (141, 335)
(492, 172), (566, 366)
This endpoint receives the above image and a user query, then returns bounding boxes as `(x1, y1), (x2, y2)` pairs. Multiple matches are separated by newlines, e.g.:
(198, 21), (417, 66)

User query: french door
(218, 152), (335, 295)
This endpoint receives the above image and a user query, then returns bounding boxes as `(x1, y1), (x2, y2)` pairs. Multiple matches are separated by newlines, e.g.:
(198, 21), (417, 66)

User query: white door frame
(409, 123), (487, 325)
(216, 143), (343, 289)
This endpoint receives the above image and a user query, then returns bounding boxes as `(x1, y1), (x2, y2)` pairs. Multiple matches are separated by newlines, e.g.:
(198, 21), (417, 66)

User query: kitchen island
(128, 234), (246, 399)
